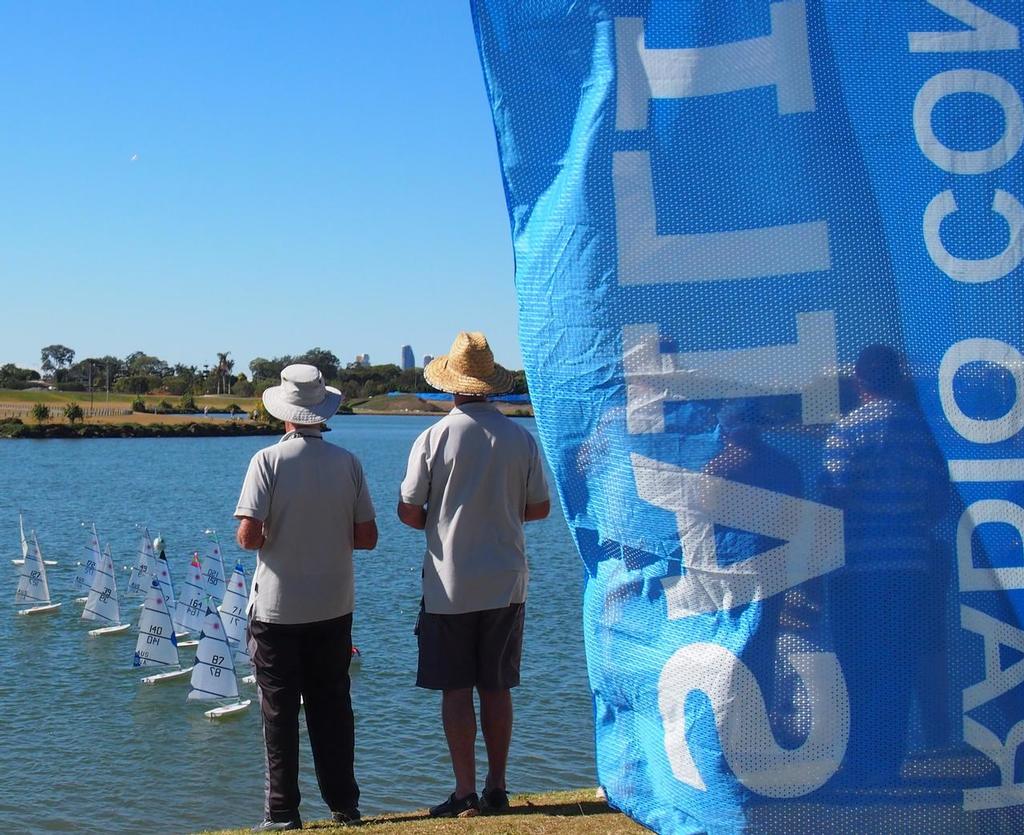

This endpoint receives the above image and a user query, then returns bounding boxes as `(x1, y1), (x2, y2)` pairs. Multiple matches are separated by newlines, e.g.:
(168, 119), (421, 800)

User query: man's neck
(453, 395), (488, 407)
(284, 422), (321, 433)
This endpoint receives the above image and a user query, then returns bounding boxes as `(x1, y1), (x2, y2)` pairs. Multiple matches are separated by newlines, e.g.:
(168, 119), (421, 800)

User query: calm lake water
(0, 416), (595, 834)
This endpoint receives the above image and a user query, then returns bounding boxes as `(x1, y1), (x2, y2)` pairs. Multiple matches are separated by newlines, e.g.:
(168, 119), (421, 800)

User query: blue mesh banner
(470, 1), (1024, 832)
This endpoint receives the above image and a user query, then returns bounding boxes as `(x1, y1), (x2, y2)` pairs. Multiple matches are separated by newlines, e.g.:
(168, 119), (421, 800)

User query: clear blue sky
(0, 2), (520, 375)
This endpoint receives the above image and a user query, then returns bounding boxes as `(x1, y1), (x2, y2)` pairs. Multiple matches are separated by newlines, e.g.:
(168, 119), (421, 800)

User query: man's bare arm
(397, 502), (427, 530)
(354, 519), (379, 550)
(236, 516), (266, 550)
(524, 500), (551, 522)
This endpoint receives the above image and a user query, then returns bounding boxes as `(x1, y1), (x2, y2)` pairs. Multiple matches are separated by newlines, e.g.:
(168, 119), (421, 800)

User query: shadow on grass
(362, 800), (613, 826)
(506, 800), (614, 817)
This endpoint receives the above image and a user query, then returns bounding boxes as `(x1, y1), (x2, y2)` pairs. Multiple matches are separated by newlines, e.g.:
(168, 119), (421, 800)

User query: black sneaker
(251, 815), (302, 831)
(331, 808), (361, 826)
(480, 787), (510, 814)
(428, 792), (480, 818)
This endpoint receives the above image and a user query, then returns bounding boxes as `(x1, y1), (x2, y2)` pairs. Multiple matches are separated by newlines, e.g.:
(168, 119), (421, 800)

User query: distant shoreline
(0, 420), (280, 440)
(351, 409), (534, 418)
(0, 409), (536, 439)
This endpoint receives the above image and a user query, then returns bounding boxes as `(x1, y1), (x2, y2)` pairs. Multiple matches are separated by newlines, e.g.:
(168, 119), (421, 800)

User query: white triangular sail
(201, 536), (226, 604)
(218, 561), (250, 665)
(188, 607), (239, 701)
(74, 524), (101, 596)
(15, 531), (52, 606)
(154, 549), (177, 613)
(127, 528), (158, 597)
(18, 513), (29, 561)
(173, 553), (206, 634)
(82, 544), (121, 626)
(133, 579), (180, 668)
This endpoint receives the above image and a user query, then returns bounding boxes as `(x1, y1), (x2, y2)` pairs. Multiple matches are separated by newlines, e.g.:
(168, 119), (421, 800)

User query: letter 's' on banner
(470, 1), (1024, 831)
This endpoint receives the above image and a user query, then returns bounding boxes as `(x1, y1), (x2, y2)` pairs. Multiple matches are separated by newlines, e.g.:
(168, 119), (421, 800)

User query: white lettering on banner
(613, 152), (832, 284)
(914, 70), (1024, 174)
(909, 1), (1024, 812)
(939, 338), (1024, 444)
(612, 5), (844, 801)
(909, 0), (1019, 53)
(658, 643), (849, 797)
(631, 454), (844, 618)
(960, 605), (1024, 710)
(957, 500), (1024, 592)
(924, 189), (1024, 282)
(963, 718), (1024, 810)
(950, 458), (1024, 481)
(623, 314), (839, 434)
(615, 2), (815, 132)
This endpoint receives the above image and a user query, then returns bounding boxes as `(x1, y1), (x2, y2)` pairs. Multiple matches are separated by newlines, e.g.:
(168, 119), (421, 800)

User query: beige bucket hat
(262, 364), (342, 424)
(423, 331), (515, 396)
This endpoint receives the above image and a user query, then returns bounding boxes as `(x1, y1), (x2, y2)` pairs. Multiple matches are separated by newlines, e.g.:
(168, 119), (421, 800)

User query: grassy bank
(0, 388), (258, 411)
(0, 388), (534, 425)
(201, 789), (643, 835)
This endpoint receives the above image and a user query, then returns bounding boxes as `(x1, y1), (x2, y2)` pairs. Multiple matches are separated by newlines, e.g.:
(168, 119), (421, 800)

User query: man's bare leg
(442, 688), (477, 797)
(478, 688), (513, 791)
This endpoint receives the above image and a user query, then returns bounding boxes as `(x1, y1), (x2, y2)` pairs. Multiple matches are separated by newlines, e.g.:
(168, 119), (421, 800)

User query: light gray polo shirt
(400, 402), (550, 615)
(234, 427), (375, 624)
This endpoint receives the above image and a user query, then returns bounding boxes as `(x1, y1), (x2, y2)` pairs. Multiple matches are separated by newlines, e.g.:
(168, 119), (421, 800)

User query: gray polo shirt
(400, 402), (550, 615)
(234, 427), (375, 624)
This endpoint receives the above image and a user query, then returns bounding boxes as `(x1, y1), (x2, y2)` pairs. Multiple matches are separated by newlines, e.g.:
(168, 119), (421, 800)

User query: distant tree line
(0, 363), (41, 388)
(1, 344), (529, 400)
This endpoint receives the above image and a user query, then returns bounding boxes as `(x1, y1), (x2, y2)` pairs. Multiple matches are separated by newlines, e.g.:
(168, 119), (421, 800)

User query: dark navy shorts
(415, 602), (525, 691)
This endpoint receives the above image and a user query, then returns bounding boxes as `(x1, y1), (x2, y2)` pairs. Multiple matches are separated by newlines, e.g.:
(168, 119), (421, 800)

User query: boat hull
(204, 699), (252, 720)
(88, 623), (131, 637)
(17, 602), (62, 616)
(140, 666), (194, 685)
(11, 559), (58, 566)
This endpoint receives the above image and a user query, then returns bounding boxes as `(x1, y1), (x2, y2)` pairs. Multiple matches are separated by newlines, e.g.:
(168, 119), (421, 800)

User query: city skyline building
(400, 344), (415, 371)
(422, 354), (434, 368)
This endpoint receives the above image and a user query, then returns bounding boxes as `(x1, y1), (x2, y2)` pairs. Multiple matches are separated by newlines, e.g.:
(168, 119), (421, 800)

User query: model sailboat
(73, 523), (101, 604)
(133, 579), (193, 684)
(188, 605), (251, 719)
(11, 513), (57, 566)
(172, 552), (206, 648)
(201, 530), (227, 604)
(219, 561), (253, 683)
(152, 543), (187, 639)
(15, 531), (61, 615)
(82, 543), (130, 636)
(127, 528), (158, 598)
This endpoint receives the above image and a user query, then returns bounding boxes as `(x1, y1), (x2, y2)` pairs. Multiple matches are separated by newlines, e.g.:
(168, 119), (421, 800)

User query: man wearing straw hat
(398, 332), (550, 818)
(235, 364), (378, 831)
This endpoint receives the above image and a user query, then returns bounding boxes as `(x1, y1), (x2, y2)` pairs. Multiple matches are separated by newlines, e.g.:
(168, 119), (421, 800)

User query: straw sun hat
(262, 364), (342, 424)
(424, 331), (515, 396)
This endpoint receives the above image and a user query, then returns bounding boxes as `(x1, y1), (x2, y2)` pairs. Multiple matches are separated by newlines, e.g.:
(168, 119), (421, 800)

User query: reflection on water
(0, 416), (594, 833)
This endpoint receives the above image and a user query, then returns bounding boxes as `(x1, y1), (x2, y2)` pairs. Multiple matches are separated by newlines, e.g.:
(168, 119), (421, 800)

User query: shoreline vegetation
(0, 391), (534, 439)
(201, 789), (643, 835)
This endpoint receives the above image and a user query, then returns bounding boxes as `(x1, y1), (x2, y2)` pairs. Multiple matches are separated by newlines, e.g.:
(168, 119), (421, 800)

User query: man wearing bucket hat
(234, 364), (378, 831)
(398, 332), (550, 818)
